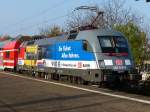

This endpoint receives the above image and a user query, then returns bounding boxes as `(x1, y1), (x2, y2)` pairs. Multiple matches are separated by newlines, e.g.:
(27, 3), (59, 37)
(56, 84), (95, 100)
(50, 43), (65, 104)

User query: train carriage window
(38, 47), (42, 60)
(43, 45), (53, 59)
(38, 47), (47, 60)
(83, 40), (92, 52)
(18, 48), (21, 54)
(44, 51), (52, 59)
(26, 53), (35, 60)
(83, 41), (87, 51)
(6, 51), (10, 58)
(27, 41), (34, 45)
(26, 53), (30, 60)
(45, 47), (52, 59)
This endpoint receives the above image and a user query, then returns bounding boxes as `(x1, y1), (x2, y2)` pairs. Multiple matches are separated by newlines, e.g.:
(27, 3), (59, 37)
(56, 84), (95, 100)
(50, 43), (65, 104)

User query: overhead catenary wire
(7, 5), (100, 36)
(7, 12), (72, 35)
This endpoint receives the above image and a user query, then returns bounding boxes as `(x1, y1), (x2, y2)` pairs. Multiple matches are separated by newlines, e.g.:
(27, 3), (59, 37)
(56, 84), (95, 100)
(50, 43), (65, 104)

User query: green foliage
(114, 22), (147, 65)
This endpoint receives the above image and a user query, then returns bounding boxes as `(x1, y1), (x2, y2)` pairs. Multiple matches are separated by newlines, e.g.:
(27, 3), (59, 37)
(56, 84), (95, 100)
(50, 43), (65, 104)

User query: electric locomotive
(41, 27), (140, 85)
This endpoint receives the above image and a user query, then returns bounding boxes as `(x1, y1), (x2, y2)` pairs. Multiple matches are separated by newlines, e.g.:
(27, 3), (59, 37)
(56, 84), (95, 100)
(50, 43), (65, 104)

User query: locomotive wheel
(75, 77), (80, 84)
(51, 73), (60, 80)
(78, 77), (84, 84)
(99, 81), (106, 87)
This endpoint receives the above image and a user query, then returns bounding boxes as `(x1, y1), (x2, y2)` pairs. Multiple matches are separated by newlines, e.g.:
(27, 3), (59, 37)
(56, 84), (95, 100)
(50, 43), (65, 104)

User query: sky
(0, 0), (149, 37)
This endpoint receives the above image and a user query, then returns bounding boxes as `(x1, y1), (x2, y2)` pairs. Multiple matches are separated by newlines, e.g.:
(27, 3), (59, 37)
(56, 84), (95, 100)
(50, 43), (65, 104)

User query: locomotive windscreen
(98, 36), (128, 56)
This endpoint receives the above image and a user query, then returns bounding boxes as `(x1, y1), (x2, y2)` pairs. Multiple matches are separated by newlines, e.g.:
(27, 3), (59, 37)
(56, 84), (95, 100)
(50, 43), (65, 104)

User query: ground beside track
(0, 72), (150, 112)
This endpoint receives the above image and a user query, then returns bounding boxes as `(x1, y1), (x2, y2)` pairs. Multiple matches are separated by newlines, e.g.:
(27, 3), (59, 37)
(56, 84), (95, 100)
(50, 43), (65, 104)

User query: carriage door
(0, 52), (3, 70)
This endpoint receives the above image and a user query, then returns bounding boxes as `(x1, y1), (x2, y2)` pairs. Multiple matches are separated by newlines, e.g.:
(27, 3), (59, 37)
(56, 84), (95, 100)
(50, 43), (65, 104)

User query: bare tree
(66, 0), (143, 30)
(39, 25), (63, 37)
(66, 6), (105, 30)
(104, 0), (143, 27)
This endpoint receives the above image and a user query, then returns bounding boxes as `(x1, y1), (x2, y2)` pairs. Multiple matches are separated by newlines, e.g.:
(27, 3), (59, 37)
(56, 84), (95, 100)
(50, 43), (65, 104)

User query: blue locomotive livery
(44, 40), (98, 69)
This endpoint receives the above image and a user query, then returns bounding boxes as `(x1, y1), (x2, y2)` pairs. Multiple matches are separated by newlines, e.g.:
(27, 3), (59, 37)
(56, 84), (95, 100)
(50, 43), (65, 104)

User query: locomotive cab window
(98, 36), (128, 55)
(26, 53), (36, 60)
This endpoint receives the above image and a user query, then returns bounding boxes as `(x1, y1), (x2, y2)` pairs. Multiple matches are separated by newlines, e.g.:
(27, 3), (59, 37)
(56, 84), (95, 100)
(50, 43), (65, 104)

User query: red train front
(2, 36), (30, 70)
(3, 39), (21, 70)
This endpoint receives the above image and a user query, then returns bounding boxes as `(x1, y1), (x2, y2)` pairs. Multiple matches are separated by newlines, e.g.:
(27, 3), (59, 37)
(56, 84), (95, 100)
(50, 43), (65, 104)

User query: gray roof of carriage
(0, 40), (12, 48)
(76, 28), (124, 39)
(34, 34), (67, 46)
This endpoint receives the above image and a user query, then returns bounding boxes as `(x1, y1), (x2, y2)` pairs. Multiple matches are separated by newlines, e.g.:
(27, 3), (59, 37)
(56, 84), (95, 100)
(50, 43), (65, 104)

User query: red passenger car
(3, 36), (31, 70)
(0, 40), (12, 70)
(3, 39), (21, 70)
(17, 41), (28, 70)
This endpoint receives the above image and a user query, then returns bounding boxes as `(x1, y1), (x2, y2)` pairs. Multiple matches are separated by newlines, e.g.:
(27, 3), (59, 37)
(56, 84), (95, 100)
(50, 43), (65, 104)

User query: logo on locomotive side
(115, 59), (123, 65)
(78, 62), (82, 68)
